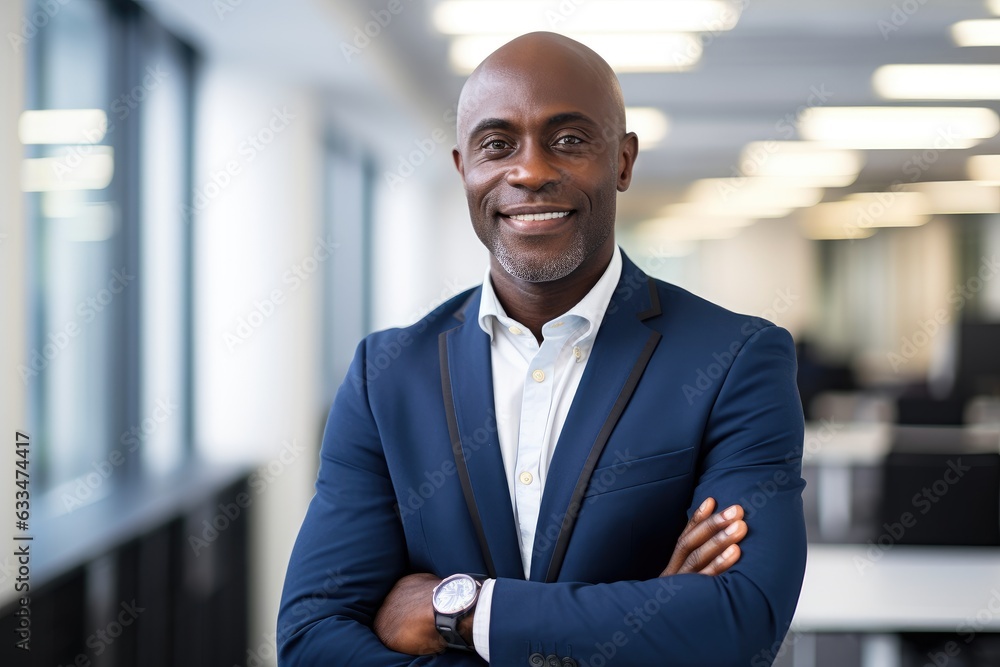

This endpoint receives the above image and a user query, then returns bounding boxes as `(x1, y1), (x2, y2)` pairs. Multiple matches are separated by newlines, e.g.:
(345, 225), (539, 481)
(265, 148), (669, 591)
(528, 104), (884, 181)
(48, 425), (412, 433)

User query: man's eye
(555, 135), (583, 146)
(483, 139), (510, 150)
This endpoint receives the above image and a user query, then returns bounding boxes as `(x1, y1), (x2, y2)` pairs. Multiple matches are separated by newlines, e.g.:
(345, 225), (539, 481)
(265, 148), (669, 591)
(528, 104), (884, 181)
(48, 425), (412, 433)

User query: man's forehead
(457, 64), (617, 136)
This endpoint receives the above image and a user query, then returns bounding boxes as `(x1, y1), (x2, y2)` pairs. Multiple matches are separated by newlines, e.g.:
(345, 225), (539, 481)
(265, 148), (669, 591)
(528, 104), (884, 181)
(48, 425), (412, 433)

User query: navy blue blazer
(278, 252), (807, 666)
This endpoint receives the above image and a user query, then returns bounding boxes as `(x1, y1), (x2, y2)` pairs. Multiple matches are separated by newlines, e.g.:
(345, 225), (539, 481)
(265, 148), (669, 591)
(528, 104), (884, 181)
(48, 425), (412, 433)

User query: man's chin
(493, 246), (583, 284)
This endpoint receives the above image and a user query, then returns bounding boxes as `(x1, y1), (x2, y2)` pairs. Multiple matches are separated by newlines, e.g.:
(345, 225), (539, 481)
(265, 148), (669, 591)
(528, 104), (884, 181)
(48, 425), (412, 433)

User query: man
(279, 32), (806, 666)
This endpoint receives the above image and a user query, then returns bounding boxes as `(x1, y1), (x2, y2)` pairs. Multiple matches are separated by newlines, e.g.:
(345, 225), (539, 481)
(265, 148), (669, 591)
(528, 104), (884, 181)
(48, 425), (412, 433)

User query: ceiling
(141, 0), (1000, 226)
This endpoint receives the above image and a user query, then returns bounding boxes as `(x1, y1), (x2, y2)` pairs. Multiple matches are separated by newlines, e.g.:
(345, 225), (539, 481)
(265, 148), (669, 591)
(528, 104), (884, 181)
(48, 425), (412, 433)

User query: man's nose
(505, 142), (561, 190)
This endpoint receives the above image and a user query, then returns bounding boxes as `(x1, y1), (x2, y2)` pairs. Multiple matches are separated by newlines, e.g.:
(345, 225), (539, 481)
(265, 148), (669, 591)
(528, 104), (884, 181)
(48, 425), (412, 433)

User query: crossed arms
(277, 325), (807, 666)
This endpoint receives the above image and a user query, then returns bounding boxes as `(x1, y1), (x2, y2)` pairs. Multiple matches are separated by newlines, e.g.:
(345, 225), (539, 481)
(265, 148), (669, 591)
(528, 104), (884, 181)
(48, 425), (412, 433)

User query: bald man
(278, 32), (806, 666)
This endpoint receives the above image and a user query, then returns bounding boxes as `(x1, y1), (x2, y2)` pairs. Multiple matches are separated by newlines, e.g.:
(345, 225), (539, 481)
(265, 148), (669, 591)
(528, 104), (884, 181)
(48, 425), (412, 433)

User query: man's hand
(374, 498), (745, 655)
(660, 497), (747, 576)
(374, 573), (475, 656)
(373, 573), (446, 655)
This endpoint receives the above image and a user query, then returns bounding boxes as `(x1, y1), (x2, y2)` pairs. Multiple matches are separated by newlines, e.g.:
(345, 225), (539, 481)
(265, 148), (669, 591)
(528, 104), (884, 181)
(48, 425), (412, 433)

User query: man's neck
(488, 242), (615, 343)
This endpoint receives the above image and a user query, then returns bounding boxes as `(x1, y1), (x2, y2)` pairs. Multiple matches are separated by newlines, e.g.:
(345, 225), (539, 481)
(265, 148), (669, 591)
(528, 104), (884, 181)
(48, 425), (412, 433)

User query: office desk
(790, 544), (1000, 667)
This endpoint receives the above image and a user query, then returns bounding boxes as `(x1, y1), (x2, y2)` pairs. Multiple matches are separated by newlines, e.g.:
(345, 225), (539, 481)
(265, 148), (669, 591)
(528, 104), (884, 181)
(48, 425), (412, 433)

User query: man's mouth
(507, 211), (571, 222)
(500, 209), (575, 234)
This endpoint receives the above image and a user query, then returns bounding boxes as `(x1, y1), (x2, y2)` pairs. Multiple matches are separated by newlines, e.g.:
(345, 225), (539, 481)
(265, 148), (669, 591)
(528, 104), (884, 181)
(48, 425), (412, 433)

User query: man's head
(452, 32), (638, 284)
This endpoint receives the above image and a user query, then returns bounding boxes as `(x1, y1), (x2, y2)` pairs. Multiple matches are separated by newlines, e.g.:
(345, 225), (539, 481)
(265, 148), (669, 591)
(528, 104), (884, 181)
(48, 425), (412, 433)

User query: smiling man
(278, 32), (806, 666)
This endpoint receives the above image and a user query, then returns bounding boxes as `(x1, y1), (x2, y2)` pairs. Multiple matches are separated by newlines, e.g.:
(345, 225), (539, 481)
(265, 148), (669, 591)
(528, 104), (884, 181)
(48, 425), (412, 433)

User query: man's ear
(452, 147), (465, 180)
(617, 132), (639, 192)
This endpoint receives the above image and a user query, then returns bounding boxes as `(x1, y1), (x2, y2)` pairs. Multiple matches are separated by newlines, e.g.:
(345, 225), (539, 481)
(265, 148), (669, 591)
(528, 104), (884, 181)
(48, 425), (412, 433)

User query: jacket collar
(439, 251), (663, 581)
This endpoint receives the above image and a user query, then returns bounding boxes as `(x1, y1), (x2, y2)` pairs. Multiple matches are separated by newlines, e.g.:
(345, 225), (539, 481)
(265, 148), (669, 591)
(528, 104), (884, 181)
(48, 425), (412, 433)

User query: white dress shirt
(471, 246), (623, 661)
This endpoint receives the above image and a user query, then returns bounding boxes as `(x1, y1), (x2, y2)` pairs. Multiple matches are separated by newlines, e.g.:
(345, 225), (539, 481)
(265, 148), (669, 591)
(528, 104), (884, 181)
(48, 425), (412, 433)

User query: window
(22, 0), (194, 512)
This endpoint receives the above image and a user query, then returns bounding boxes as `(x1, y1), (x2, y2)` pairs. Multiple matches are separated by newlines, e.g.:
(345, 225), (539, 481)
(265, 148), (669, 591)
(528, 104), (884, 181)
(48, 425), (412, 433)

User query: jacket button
(528, 653), (545, 667)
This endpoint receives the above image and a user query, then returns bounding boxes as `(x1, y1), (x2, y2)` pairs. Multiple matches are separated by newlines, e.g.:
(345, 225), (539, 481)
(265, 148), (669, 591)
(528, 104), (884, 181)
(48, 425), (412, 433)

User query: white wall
(623, 217), (818, 337)
(369, 121), (485, 332)
(191, 60), (325, 659)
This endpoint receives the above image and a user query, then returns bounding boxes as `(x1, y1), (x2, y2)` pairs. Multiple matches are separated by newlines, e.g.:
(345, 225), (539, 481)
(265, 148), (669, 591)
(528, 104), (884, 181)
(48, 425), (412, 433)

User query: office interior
(1, 0), (1000, 665)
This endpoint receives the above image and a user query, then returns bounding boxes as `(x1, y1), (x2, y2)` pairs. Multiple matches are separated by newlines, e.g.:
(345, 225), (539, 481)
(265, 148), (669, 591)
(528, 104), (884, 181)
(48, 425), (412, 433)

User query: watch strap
(433, 574), (486, 651)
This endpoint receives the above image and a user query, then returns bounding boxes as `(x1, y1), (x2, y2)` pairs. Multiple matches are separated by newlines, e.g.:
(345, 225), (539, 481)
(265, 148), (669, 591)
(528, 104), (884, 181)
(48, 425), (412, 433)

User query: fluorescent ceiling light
(799, 213), (877, 241)
(21, 146), (114, 192)
(798, 106), (999, 149)
(874, 65), (1000, 100)
(627, 107), (670, 149)
(952, 19), (1000, 46)
(968, 154), (1000, 184)
(633, 216), (748, 242)
(19, 109), (107, 145)
(842, 192), (931, 227)
(899, 181), (1000, 214)
(738, 141), (863, 186)
(432, 0), (740, 34)
(990, 0), (1000, 16)
(681, 177), (825, 212)
(665, 202), (793, 219)
(799, 192), (928, 239)
(448, 33), (702, 74)
(43, 201), (117, 242)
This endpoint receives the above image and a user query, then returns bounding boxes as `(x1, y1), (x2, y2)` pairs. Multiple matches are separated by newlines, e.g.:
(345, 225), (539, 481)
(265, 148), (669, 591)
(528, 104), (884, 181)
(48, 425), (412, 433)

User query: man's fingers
(661, 501), (742, 576)
(681, 518), (747, 574)
(661, 499), (715, 576)
(678, 504), (744, 558)
(685, 497), (716, 533)
(699, 543), (742, 576)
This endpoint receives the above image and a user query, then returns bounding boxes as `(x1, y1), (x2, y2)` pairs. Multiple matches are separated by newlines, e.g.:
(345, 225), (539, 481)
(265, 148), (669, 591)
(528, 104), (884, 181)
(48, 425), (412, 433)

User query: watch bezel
(432, 573), (480, 616)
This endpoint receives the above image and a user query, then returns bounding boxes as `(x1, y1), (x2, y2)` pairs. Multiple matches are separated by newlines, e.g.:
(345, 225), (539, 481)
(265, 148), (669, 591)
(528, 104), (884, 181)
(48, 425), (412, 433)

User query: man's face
(453, 58), (637, 283)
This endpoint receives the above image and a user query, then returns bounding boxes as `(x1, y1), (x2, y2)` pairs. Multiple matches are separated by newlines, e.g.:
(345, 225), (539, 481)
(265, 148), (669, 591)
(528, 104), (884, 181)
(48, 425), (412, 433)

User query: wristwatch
(432, 573), (484, 651)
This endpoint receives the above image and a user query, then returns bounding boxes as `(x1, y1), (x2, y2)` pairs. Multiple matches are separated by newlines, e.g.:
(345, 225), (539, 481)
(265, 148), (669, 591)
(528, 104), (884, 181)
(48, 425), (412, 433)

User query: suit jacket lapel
(530, 255), (663, 582)
(439, 290), (525, 580)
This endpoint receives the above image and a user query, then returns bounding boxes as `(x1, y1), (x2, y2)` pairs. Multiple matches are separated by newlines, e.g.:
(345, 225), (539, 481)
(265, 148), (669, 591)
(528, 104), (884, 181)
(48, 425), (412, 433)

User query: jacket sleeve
(486, 325), (807, 667)
(277, 341), (486, 666)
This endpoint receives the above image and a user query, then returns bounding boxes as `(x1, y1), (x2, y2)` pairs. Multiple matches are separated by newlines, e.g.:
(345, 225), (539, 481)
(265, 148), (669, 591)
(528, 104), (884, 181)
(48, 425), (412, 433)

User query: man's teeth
(508, 211), (570, 221)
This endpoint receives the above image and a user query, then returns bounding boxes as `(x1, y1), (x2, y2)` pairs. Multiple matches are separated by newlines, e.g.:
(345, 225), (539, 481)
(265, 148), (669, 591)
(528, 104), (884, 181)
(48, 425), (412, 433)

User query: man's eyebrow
(546, 112), (597, 128)
(468, 117), (514, 138)
(466, 112), (599, 140)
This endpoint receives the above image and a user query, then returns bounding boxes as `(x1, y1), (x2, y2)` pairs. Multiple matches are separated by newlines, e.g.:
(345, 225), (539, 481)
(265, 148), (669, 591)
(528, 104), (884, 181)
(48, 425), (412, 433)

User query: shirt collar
(478, 245), (623, 344)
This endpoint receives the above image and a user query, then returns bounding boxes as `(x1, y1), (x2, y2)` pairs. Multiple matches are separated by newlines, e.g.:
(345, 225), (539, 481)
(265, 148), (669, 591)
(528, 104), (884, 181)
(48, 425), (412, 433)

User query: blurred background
(1, 0), (999, 665)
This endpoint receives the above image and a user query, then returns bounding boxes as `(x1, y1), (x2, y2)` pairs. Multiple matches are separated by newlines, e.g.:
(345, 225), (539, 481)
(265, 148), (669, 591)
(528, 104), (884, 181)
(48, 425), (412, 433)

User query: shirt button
(508, 325), (523, 335)
(519, 471), (533, 485)
(573, 346), (583, 361)
(532, 369), (545, 382)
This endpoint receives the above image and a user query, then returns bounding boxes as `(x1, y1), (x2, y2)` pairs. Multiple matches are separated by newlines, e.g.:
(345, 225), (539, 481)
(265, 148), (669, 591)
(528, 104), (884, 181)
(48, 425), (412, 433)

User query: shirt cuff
(473, 578), (495, 662)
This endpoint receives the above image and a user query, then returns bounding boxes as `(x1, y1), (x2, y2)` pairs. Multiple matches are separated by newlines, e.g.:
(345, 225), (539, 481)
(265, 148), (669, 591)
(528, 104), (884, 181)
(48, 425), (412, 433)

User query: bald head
(456, 32), (627, 145)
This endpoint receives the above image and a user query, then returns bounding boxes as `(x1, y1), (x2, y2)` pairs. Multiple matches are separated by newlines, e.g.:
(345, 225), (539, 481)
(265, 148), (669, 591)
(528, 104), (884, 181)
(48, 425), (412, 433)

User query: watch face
(433, 575), (477, 614)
